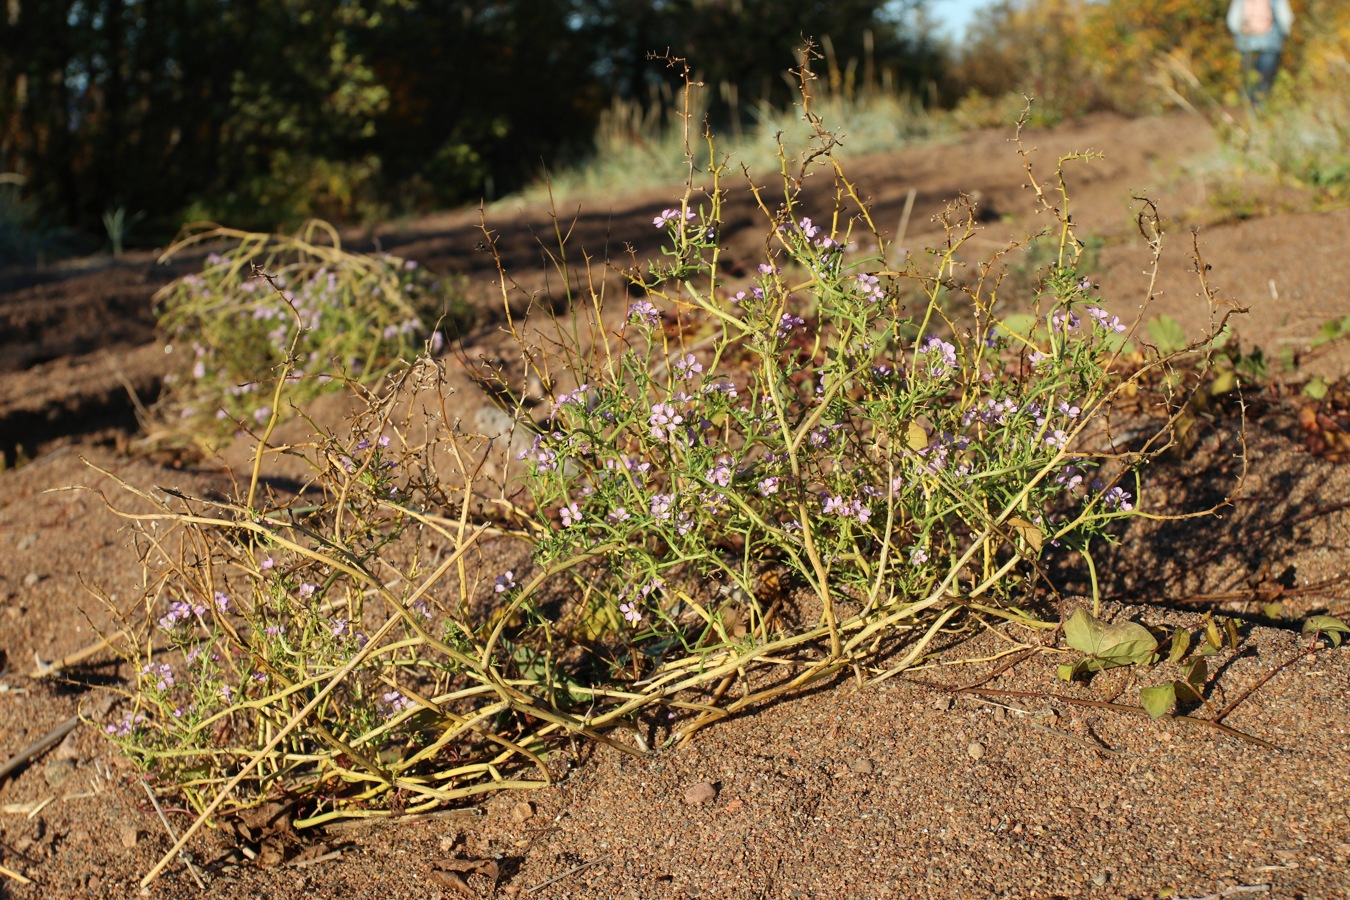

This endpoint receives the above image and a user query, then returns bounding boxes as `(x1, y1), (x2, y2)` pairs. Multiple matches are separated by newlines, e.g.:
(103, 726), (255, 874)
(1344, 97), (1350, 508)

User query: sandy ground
(2, 110), (1349, 899)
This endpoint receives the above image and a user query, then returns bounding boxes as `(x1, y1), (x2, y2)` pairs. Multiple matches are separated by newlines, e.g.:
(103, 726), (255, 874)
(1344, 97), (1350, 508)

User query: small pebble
(17, 532), (38, 551)
(510, 801), (534, 823)
(43, 757), (77, 788)
(120, 825), (141, 849)
(932, 696), (953, 711)
(967, 742), (985, 761)
(993, 706), (1007, 722)
(23, 572), (41, 588)
(1092, 871), (1109, 886)
(683, 782), (717, 806)
(850, 758), (875, 775)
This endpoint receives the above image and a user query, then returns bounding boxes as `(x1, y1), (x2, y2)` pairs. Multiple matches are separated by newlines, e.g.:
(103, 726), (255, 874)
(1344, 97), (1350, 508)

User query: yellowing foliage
(954, 0), (1347, 117)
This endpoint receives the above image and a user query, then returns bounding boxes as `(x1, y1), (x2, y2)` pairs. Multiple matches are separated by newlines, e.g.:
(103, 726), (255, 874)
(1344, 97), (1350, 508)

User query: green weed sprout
(151, 220), (464, 451)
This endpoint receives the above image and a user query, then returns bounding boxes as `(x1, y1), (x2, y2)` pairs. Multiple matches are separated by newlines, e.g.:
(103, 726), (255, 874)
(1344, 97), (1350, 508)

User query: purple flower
(798, 217), (820, 239)
(495, 571), (516, 594)
(648, 402), (684, 441)
(1101, 486), (1134, 512)
(608, 507), (631, 523)
(298, 583), (316, 599)
(777, 314), (806, 338)
(142, 662), (175, 692)
(619, 600), (643, 626)
(1044, 429), (1067, 448)
(1055, 464), (1084, 491)
(260, 557), (275, 571)
(653, 208), (696, 229)
(917, 336), (957, 374)
(910, 547), (929, 565)
(1050, 310), (1080, 332)
(650, 494), (674, 520)
(158, 601), (192, 631)
(517, 434), (558, 472)
(674, 354), (703, 381)
(1058, 401), (1081, 419)
(559, 502), (582, 528)
(759, 476), (780, 496)
(628, 300), (660, 327)
(104, 712), (146, 737)
(220, 684), (234, 703)
(758, 263), (779, 276)
(331, 619), (349, 637)
(380, 690), (412, 717)
(706, 456), (734, 488)
(855, 272), (885, 303)
(1086, 306), (1127, 334)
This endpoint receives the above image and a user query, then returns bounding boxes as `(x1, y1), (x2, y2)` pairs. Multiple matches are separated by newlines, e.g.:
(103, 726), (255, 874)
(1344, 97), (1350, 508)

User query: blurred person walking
(1227, 0), (1294, 105)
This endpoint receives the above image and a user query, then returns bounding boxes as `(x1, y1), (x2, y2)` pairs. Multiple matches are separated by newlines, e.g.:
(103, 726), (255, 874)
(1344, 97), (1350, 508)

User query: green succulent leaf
(1168, 628), (1191, 664)
(1147, 314), (1187, 355)
(1303, 615), (1350, 647)
(1140, 683), (1176, 719)
(1063, 608), (1158, 671)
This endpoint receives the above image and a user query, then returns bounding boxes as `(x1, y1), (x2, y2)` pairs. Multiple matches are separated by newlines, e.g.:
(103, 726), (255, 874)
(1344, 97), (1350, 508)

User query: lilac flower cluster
(1086, 306), (1127, 333)
(1101, 486), (1134, 511)
(104, 711), (146, 737)
(823, 495), (872, 525)
(617, 579), (661, 627)
(777, 314), (806, 339)
(653, 208), (696, 229)
(648, 402), (686, 442)
(628, 300), (660, 327)
(517, 433), (559, 472)
(855, 273), (885, 304)
(158, 600), (205, 631)
(917, 336), (957, 374)
(380, 690), (412, 718)
(142, 662), (175, 692)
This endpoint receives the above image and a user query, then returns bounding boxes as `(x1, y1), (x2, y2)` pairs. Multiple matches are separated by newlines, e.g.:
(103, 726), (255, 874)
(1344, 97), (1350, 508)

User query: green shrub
(101, 101), (1228, 886)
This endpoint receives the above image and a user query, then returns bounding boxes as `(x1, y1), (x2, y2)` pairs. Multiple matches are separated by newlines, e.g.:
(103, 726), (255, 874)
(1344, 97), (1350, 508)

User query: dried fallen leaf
(431, 869), (475, 897)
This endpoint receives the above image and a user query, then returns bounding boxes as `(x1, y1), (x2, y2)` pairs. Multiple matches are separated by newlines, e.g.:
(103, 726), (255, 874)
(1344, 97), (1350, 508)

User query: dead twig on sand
(141, 780), (208, 890)
(0, 716), (78, 783)
(527, 853), (613, 894)
(0, 861), (34, 884)
(1176, 884), (1270, 900)
(1215, 643), (1321, 723)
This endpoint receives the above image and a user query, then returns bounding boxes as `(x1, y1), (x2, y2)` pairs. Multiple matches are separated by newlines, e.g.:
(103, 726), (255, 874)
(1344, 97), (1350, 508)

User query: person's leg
(1253, 49), (1282, 101)
(1239, 50), (1262, 105)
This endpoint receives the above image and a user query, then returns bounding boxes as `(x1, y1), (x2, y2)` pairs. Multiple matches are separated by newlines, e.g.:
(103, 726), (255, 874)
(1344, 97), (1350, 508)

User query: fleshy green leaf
(1303, 615), (1349, 648)
(1064, 608), (1104, 654)
(1303, 376), (1329, 401)
(1168, 628), (1191, 664)
(1147, 314), (1187, 355)
(1140, 683), (1176, 719)
(1063, 608), (1158, 671)
(1180, 657), (1207, 688)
